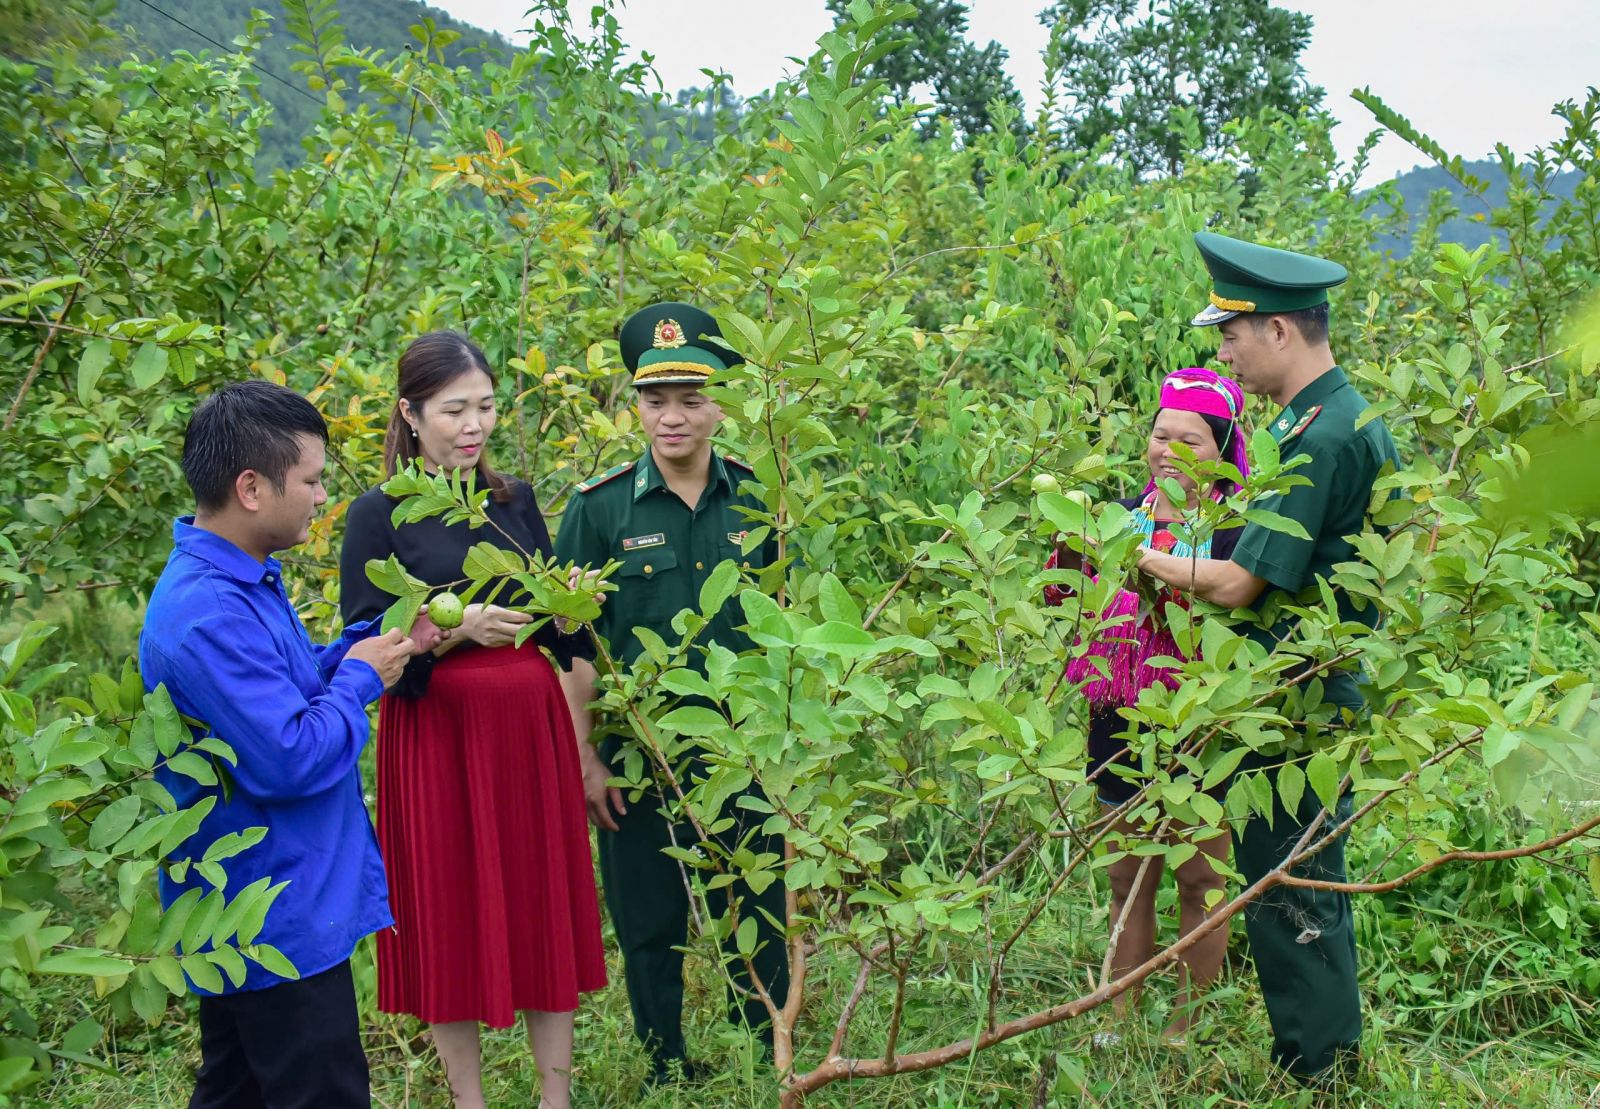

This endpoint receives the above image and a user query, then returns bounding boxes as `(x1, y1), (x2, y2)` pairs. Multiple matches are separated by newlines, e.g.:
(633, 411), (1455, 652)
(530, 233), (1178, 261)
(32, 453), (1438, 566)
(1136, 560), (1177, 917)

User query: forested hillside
(112, 0), (513, 168)
(110, 0), (1580, 250)
(1373, 157), (1584, 254)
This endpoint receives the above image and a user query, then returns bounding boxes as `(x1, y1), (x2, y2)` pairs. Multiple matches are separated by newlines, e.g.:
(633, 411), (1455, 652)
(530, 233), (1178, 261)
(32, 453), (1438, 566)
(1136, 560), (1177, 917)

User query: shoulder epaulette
(575, 462), (633, 494)
(1284, 404), (1324, 440)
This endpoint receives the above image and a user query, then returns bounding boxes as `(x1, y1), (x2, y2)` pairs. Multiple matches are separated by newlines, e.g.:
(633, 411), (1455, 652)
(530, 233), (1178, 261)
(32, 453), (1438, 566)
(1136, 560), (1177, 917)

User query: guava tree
(381, 6), (1599, 1105)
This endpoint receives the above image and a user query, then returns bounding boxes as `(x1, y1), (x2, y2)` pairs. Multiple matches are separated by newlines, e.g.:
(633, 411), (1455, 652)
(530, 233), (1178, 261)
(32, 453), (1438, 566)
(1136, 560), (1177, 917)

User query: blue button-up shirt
(139, 518), (392, 994)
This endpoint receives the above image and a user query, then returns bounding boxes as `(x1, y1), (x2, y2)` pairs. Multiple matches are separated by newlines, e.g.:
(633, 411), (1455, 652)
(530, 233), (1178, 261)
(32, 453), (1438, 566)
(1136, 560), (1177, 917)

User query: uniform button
(695, 561), (704, 570)
(643, 564), (652, 574)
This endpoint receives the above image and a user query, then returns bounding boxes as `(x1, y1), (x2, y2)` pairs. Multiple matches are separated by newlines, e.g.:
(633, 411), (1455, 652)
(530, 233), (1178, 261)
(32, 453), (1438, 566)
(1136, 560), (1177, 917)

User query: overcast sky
(438, 0), (1599, 184)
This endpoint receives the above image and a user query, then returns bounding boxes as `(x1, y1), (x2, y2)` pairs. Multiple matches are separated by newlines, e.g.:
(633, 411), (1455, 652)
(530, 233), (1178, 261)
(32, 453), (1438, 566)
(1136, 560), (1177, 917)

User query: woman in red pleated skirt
(340, 331), (605, 1109)
(374, 643), (606, 1021)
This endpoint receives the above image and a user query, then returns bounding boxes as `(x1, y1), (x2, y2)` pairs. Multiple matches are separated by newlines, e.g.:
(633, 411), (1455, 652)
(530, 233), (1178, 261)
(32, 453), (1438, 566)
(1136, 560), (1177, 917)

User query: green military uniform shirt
(1230, 366), (1401, 709)
(553, 448), (776, 672)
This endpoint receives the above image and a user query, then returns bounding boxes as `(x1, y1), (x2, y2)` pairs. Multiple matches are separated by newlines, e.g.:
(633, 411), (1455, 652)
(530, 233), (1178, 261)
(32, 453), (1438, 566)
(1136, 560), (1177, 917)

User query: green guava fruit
(428, 591), (465, 630)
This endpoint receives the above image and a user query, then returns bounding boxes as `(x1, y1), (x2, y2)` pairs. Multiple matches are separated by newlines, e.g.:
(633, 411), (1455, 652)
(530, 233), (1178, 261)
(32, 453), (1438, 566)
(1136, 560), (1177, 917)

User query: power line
(128, 0), (324, 106)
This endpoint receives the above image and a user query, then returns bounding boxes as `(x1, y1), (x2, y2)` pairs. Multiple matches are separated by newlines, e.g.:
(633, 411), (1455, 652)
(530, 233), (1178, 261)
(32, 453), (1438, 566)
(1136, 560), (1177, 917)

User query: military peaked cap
(619, 302), (743, 387)
(1190, 231), (1349, 327)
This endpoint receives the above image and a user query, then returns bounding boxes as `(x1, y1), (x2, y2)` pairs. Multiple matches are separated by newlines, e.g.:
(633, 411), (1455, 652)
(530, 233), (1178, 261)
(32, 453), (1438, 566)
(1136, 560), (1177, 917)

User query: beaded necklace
(1128, 490), (1214, 560)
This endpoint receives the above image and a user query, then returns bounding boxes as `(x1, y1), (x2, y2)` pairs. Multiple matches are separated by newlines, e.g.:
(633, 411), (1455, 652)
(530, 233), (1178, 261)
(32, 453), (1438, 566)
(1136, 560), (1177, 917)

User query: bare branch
(4, 287), (81, 430)
(1282, 812), (1600, 894)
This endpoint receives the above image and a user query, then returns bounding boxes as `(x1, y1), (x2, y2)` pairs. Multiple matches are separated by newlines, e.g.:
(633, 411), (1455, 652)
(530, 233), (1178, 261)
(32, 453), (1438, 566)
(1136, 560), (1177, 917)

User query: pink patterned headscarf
(1143, 367), (1249, 496)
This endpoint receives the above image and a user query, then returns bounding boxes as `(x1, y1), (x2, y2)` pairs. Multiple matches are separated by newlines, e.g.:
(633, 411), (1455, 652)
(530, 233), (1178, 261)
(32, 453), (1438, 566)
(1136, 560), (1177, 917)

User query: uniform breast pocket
(720, 526), (765, 574)
(616, 548), (682, 627)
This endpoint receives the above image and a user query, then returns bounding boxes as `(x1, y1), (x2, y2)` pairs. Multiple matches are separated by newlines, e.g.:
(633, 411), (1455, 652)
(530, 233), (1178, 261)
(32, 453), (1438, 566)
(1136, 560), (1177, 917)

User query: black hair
(1249, 301), (1330, 344)
(1199, 412), (1237, 461)
(181, 380), (328, 512)
(385, 331), (510, 502)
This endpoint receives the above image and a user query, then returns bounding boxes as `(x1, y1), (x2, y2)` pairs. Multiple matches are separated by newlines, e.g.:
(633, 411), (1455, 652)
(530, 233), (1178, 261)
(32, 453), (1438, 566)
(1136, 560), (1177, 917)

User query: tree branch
(4, 287), (81, 430)
(1280, 813), (1600, 894)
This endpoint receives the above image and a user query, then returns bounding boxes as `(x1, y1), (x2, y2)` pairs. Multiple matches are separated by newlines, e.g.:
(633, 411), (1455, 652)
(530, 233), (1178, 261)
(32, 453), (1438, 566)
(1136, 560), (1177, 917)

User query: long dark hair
(1200, 412), (1243, 495)
(384, 331), (512, 502)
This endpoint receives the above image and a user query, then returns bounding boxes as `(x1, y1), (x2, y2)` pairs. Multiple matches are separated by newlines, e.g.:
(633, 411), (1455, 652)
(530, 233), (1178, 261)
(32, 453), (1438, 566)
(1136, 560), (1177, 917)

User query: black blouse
(339, 479), (585, 698)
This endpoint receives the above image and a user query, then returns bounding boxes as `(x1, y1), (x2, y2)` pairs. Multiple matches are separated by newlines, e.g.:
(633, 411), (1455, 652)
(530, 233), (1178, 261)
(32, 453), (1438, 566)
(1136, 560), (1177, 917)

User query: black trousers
(596, 773), (789, 1067)
(189, 959), (369, 1109)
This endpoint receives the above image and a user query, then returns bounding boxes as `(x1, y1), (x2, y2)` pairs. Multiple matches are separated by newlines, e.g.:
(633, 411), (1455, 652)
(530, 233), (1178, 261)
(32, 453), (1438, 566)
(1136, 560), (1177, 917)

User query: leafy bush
(0, 625), (295, 1099)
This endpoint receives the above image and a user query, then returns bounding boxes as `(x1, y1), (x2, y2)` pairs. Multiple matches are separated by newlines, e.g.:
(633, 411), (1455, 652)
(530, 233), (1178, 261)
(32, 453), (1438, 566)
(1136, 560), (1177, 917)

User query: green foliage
(1040, 0), (1322, 176)
(0, 625), (290, 1099)
(825, 0), (1026, 140)
(363, 465), (616, 643)
(2, 0), (1598, 1100)
(0, 0), (116, 61)
(109, 0), (514, 170)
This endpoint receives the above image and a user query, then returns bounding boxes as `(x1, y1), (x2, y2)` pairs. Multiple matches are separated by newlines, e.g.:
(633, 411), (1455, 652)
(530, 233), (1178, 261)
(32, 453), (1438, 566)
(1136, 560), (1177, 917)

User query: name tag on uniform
(621, 533), (666, 551)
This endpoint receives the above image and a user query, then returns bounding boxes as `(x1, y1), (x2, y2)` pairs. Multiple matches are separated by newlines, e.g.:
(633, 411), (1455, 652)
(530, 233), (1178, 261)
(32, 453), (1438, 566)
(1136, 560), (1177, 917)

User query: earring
(410, 427), (418, 439)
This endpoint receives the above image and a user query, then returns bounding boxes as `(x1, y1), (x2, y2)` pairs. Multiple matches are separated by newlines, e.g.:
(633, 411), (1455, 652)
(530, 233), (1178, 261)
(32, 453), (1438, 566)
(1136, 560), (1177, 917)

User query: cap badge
(653, 318), (687, 350)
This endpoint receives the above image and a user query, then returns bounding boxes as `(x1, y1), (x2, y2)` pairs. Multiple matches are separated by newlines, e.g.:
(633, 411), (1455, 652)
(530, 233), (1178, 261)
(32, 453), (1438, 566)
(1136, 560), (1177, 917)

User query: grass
(37, 887), (1600, 1108)
(14, 597), (1600, 1107)
(1, 589), (147, 674)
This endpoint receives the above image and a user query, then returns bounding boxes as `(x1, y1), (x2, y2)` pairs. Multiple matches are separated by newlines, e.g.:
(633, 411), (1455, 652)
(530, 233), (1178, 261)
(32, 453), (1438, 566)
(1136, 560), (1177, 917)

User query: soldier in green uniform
(1137, 232), (1401, 1080)
(555, 302), (788, 1087)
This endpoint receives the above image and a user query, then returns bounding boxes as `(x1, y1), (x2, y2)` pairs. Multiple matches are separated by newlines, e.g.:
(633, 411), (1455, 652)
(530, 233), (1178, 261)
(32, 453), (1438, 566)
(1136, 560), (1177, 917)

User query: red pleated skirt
(375, 643), (606, 1026)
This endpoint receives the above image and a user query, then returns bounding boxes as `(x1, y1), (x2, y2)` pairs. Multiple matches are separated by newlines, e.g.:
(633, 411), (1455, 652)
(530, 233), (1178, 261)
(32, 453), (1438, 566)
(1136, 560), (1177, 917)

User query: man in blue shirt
(141, 380), (440, 1108)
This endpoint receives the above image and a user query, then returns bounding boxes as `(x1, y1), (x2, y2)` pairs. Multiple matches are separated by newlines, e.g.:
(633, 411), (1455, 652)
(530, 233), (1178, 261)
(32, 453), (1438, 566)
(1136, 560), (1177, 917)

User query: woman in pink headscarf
(1042, 366), (1249, 1044)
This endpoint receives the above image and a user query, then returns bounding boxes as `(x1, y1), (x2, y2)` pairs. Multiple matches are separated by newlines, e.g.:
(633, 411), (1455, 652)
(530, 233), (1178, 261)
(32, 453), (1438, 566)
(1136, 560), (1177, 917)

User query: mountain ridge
(112, 0), (515, 168)
(113, 0), (1578, 253)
